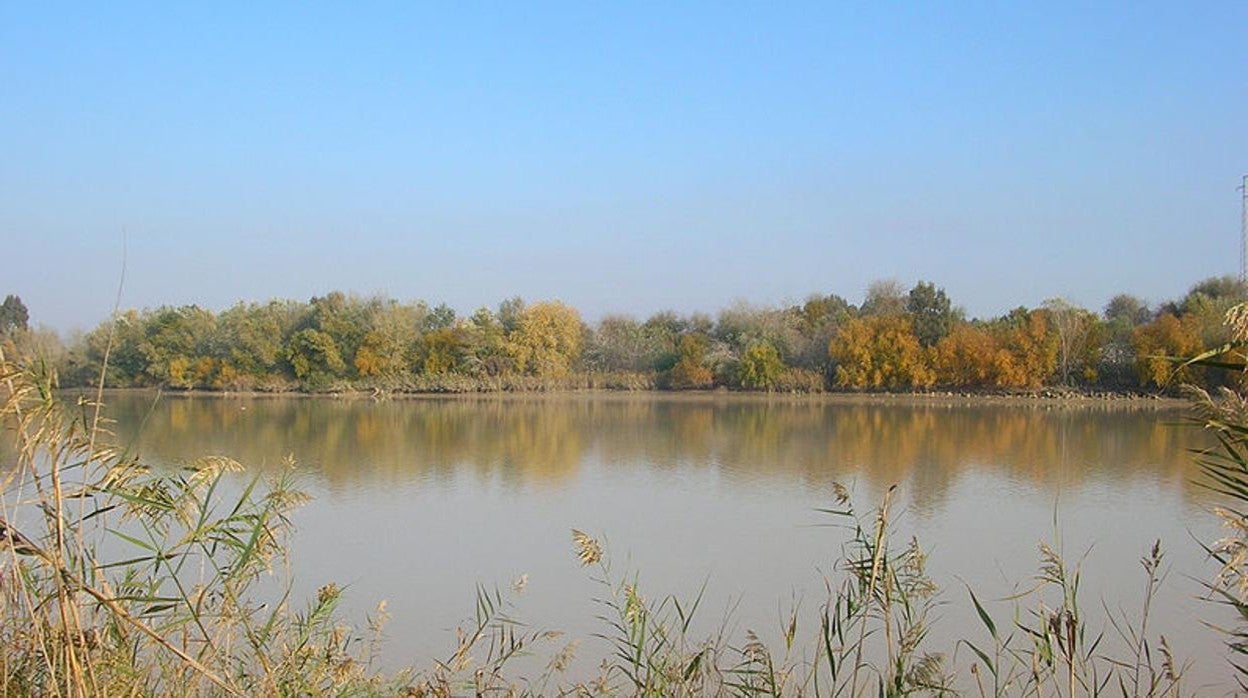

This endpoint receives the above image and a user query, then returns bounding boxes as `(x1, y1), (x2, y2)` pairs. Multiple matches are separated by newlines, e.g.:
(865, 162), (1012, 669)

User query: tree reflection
(105, 395), (1207, 505)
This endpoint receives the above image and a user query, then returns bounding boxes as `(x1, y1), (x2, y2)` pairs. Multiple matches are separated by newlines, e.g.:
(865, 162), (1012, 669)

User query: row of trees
(3, 277), (1245, 393)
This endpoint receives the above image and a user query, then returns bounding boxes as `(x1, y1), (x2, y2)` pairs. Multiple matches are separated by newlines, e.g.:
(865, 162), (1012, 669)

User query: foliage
(664, 334), (714, 389)
(736, 341), (785, 390)
(217, 301), (299, 385)
(1181, 275), (1248, 314)
(1132, 313), (1203, 389)
(830, 315), (935, 390)
(353, 300), (422, 379)
(1043, 298), (1102, 386)
(790, 294), (855, 372)
(585, 314), (668, 373)
(419, 327), (466, 375)
(140, 305), (219, 388)
(1104, 294), (1151, 327)
(907, 281), (960, 347)
(287, 328), (347, 391)
(462, 306), (514, 377)
(506, 300), (584, 378)
(861, 279), (907, 316)
(0, 295), (29, 336)
(716, 302), (805, 363)
(40, 277), (1248, 394)
(989, 308), (1058, 389)
(933, 323), (999, 388)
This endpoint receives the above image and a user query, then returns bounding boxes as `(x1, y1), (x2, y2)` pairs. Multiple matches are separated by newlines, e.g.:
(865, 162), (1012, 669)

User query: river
(105, 392), (1232, 690)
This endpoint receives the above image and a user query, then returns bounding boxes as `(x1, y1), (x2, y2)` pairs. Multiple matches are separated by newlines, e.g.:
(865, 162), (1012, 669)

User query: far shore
(65, 386), (1191, 409)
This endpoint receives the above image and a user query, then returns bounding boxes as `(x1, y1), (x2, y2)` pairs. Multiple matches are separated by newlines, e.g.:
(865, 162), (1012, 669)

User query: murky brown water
(106, 393), (1232, 688)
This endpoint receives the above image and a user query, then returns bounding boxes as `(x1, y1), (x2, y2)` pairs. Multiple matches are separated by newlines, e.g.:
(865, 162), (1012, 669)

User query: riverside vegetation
(1, 276), (1245, 395)
(1, 300), (1248, 695)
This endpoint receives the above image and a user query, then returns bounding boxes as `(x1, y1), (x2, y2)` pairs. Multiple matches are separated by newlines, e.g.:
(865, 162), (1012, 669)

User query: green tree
(1104, 294), (1150, 327)
(737, 342), (785, 390)
(302, 292), (370, 376)
(354, 300), (422, 379)
(217, 301), (297, 382)
(497, 297), (526, 334)
(139, 305), (219, 388)
(0, 295), (29, 336)
(860, 279), (907, 316)
(419, 327), (466, 375)
(422, 303), (457, 332)
(642, 311), (687, 370)
(906, 281), (960, 347)
(790, 293), (855, 372)
(462, 307), (513, 376)
(287, 328), (347, 390)
(1184, 275), (1248, 309)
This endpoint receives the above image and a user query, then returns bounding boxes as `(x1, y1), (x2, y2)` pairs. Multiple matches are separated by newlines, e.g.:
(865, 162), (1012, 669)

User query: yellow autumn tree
(507, 301), (584, 377)
(1131, 312), (1203, 388)
(829, 315), (935, 390)
(989, 309), (1057, 389)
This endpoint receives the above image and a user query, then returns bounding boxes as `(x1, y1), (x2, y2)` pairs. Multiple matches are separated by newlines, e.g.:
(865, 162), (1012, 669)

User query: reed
(0, 350), (408, 695)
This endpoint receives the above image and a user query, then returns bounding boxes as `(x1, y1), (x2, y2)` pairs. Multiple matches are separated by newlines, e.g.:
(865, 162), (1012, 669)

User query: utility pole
(1242, 174), (1248, 283)
(1242, 175), (1248, 283)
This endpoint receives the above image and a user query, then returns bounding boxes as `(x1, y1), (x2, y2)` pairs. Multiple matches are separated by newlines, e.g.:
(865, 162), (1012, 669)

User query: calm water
(105, 393), (1232, 688)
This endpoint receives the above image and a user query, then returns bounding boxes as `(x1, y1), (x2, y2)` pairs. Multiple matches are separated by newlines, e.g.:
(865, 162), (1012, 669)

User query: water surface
(108, 393), (1230, 688)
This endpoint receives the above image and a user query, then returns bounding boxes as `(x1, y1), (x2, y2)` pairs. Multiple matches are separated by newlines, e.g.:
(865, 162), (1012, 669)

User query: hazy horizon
(4, 3), (1245, 332)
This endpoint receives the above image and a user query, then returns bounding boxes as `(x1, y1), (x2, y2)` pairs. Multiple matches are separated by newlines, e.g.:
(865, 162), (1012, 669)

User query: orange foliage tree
(933, 323), (998, 388)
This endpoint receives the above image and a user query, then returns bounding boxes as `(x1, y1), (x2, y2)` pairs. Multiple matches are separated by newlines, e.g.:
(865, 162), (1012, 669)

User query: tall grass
(1171, 302), (1248, 690)
(565, 487), (1192, 697)
(0, 349), (408, 695)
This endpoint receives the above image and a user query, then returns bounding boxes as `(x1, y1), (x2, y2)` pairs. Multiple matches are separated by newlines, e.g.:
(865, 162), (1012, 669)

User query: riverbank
(70, 385), (1189, 409)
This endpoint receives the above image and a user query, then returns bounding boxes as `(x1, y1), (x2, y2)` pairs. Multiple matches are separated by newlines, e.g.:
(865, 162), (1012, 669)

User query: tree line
(0, 277), (1244, 394)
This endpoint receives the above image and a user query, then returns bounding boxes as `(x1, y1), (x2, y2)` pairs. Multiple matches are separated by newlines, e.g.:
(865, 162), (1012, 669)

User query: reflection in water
(110, 395), (1205, 510)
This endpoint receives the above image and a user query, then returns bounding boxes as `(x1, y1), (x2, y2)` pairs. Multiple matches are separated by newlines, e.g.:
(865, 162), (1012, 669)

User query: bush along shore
(0, 305), (1246, 695)
(2, 276), (1246, 396)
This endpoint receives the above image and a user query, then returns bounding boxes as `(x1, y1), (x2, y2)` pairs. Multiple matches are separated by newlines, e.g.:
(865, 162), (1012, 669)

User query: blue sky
(3, 2), (1245, 331)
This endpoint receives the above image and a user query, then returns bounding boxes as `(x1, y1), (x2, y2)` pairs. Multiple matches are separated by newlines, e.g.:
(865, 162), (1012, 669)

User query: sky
(2, 2), (1246, 332)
